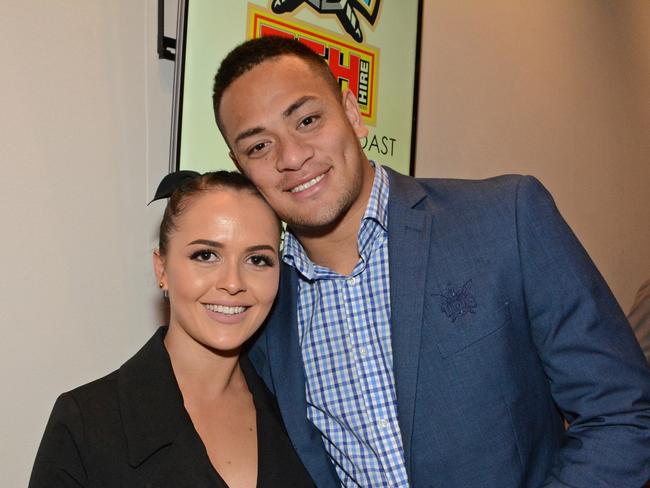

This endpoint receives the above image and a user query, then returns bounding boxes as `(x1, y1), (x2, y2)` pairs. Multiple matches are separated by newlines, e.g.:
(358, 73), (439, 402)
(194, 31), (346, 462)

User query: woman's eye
(248, 254), (274, 267)
(191, 250), (217, 262)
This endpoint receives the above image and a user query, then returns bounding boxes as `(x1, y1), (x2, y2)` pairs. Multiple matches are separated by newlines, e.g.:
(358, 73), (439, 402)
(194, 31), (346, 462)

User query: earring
(159, 281), (168, 298)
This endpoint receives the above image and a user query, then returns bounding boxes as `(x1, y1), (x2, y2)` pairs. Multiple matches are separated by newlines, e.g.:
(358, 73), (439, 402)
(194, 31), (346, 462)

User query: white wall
(1, 1), (648, 486)
(415, 0), (650, 311)
(0, 1), (173, 485)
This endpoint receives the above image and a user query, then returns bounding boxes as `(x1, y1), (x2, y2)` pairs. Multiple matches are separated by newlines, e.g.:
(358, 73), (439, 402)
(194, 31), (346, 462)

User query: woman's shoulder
(52, 369), (119, 421)
(50, 327), (169, 427)
(46, 357), (136, 454)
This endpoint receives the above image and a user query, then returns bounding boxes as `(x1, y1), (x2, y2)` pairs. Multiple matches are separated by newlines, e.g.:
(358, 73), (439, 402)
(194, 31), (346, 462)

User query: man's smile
(289, 172), (326, 193)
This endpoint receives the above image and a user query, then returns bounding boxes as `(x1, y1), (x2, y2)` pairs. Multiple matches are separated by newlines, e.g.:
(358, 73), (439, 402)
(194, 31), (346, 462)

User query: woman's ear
(153, 249), (166, 289)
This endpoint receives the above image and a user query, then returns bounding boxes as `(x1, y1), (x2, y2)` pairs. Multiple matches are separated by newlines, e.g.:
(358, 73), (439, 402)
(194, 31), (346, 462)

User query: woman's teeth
(204, 304), (247, 315)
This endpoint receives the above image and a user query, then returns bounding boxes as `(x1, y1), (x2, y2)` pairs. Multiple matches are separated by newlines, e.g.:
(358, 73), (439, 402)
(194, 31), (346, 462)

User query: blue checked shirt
(283, 165), (409, 487)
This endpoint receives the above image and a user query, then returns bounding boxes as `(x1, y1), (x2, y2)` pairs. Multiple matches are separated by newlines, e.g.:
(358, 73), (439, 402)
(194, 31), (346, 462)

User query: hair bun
(148, 170), (201, 205)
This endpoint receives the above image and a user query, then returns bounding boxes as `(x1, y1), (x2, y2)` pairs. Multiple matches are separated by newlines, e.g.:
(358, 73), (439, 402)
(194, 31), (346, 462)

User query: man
(212, 36), (650, 487)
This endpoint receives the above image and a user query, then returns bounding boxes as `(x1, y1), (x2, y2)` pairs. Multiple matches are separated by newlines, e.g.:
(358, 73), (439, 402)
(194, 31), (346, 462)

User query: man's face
(219, 55), (373, 233)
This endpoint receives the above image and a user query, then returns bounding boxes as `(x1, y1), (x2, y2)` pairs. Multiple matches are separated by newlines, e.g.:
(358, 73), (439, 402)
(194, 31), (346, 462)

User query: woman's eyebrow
(187, 240), (277, 254)
(245, 244), (277, 254)
(187, 239), (223, 248)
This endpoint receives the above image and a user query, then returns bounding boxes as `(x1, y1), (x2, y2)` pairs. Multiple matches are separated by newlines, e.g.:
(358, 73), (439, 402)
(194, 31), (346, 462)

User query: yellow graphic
(248, 4), (379, 125)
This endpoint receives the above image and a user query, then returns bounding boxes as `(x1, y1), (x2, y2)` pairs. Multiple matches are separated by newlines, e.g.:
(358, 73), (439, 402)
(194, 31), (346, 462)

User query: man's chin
(285, 207), (354, 238)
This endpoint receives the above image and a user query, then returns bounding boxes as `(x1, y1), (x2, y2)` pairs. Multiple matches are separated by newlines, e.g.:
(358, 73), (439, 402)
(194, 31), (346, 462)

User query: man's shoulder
(415, 173), (523, 199)
(385, 168), (545, 212)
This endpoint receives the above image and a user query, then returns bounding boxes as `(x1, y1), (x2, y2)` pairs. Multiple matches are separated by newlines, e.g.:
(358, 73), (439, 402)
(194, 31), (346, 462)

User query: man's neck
(291, 165), (375, 276)
(294, 212), (363, 276)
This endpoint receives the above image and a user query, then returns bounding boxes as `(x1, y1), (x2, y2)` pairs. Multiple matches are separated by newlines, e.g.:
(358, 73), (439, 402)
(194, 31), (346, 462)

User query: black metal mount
(158, 0), (176, 61)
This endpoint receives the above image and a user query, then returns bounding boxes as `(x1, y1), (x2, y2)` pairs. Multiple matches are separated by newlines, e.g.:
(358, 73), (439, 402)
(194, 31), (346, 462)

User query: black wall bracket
(158, 0), (176, 61)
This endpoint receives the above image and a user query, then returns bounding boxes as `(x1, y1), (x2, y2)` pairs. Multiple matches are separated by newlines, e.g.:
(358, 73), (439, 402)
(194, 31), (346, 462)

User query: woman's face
(154, 188), (280, 354)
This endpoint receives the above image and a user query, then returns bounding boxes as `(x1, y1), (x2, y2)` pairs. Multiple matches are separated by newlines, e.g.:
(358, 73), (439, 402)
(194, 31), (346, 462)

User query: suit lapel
(266, 265), (339, 488)
(386, 168), (433, 475)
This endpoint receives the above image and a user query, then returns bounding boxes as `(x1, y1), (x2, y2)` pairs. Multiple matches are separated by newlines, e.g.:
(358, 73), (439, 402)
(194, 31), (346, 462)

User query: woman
(29, 171), (314, 487)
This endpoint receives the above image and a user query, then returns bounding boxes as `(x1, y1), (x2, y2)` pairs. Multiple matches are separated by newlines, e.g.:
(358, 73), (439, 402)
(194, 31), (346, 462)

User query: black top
(29, 327), (315, 487)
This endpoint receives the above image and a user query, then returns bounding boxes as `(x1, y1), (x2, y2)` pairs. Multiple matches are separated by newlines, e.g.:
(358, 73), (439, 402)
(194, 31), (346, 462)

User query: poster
(173, 0), (421, 176)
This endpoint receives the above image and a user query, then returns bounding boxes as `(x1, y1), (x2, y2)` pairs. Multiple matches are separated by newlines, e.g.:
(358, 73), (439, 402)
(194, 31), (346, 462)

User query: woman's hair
(158, 171), (273, 256)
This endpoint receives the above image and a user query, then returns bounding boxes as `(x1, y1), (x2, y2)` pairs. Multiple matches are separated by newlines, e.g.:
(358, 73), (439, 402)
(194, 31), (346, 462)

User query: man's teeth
(204, 304), (247, 315)
(290, 174), (325, 193)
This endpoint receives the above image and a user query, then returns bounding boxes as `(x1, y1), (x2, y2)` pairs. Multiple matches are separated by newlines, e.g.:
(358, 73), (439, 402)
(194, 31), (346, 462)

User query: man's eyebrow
(235, 126), (265, 145)
(283, 96), (315, 118)
(233, 96), (316, 145)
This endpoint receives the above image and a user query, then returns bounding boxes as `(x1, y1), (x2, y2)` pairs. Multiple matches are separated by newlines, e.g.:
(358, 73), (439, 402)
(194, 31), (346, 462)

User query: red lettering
(327, 48), (360, 98)
(259, 26), (326, 57)
(298, 37), (326, 56)
(259, 24), (293, 39)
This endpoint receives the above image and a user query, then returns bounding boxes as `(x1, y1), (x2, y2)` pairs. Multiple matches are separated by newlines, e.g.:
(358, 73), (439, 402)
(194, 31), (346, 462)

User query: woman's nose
(217, 264), (246, 295)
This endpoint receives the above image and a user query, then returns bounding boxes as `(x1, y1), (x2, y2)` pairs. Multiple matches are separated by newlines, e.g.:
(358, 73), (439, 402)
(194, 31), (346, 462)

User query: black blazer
(29, 327), (314, 487)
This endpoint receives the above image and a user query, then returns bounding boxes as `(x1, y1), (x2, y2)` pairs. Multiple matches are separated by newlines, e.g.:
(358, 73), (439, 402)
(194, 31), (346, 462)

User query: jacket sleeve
(628, 279), (650, 363)
(515, 176), (650, 487)
(29, 393), (88, 488)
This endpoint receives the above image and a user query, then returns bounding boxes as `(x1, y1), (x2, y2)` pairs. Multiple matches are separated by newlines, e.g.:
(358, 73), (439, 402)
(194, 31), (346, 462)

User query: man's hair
(212, 36), (341, 135)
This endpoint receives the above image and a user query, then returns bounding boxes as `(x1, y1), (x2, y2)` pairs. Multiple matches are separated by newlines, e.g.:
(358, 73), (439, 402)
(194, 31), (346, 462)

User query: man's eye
(248, 254), (274, 267)
(299, 115), (317, 128)
(191, 250), (217, 262)
(248, 142), (268, 156)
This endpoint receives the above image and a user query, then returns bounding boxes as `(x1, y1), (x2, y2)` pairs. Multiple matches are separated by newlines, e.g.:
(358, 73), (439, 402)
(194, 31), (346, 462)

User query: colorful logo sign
(270, 0), (382, 43)
(248, 4), (379, 125)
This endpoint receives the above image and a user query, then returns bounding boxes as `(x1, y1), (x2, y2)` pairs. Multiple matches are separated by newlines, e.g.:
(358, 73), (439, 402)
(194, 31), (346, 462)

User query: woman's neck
(163, 324), (247, 401)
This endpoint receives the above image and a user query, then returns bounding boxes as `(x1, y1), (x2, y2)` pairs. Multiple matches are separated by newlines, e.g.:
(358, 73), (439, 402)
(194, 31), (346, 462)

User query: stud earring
(159, 282), (164, 288)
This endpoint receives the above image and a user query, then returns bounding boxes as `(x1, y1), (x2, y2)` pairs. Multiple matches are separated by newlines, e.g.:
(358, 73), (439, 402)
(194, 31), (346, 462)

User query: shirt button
(348, 277), (356, 285)
(359, 346), (368, 357)
(378, 418), (389, 429)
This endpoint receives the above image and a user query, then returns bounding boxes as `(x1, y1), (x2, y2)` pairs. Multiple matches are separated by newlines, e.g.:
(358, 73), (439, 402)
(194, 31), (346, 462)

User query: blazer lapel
(386, 168), (433, 475)
(118, 327), (224, 486)
(266, 265), (339, 488)
(118, 327), (190, 467)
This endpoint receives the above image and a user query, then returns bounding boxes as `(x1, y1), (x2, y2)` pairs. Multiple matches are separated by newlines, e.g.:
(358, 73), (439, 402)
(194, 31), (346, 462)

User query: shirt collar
(363, 162), (389, 231)
(283, 162), (390, 280)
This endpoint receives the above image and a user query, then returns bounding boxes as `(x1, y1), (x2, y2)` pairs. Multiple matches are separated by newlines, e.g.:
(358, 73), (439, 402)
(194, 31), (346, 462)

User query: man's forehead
(232, 55), (322, 91)
(219, 54), (340, 142)
(222, 59), (324, 113)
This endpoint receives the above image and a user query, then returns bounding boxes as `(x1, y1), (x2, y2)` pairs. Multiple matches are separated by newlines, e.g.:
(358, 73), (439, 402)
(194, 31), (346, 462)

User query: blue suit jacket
(249, 169), (650, 487)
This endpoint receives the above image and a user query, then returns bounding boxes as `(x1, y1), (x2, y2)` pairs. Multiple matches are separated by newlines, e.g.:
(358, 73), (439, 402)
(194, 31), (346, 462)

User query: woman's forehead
(173, 189), (279, 240)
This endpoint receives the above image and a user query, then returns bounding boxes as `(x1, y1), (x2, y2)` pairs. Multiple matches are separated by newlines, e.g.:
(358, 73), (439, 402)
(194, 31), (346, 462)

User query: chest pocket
(425, 299), (511, 358)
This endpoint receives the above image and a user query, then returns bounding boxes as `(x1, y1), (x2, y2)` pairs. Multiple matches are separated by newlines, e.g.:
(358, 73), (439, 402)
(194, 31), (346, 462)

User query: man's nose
(276, 133), (314, 171)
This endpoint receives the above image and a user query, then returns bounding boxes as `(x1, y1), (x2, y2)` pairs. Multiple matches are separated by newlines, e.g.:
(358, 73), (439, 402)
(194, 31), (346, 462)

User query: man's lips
(288, 172), (326, 193)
